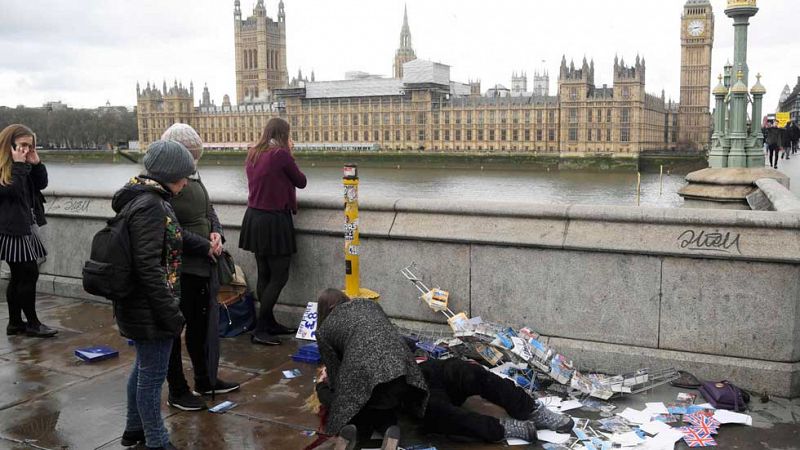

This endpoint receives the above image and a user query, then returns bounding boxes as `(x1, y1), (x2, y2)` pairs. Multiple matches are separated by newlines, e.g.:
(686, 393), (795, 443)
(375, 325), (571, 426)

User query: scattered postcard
(282, 368), (302, 379)
(209, 400), (237, 414)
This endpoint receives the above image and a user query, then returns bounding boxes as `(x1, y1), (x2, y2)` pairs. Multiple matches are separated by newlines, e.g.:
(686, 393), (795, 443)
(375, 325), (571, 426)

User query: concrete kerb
(756, 178), (800, 213)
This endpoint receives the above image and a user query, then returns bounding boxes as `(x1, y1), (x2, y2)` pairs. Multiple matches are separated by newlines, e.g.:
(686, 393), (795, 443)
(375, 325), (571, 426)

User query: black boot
(6, 321), (27, 336)
(121, 429), (145, 447)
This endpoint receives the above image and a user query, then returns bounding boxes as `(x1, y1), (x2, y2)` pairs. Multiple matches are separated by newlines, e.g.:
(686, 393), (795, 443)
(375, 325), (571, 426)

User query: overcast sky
(0, 0), (796, 112)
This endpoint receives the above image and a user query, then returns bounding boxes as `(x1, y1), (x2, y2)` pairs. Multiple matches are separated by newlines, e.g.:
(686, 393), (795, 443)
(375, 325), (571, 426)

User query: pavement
(773, 149), (800, 196)
(1, 295), (799, 450)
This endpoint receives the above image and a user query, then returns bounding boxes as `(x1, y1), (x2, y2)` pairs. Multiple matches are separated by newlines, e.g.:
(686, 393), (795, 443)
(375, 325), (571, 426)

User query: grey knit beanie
(161, 123), (204, 161)
(143, 140), (196, 183)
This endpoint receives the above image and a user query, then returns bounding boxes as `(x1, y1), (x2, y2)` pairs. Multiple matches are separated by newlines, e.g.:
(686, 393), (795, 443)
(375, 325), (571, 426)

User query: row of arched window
(243, 48), (282, 70)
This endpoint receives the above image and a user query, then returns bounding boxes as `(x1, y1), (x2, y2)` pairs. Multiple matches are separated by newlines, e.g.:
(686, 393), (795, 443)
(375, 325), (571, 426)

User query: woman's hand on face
(25, 147), (40, 165)
(10, 145), (28, 163)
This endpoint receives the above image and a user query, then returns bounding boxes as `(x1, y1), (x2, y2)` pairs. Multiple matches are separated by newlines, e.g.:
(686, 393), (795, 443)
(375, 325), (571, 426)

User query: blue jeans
(126, 338), (173, 448)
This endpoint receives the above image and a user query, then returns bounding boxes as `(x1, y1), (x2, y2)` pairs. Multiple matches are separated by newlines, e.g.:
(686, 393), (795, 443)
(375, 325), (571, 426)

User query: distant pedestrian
(113, 140), (198, 450)
(160, 124), (240, 412)
(780, 125), (791, 160)
(0, 124), (56, 338)
(787, 121), (800, 155)
(239, 117), (307, 346)
(765, 121), (782, 169)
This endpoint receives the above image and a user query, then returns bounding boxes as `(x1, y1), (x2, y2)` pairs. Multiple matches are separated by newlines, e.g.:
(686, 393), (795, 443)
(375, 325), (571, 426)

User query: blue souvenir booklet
(74, 345), (119, 362)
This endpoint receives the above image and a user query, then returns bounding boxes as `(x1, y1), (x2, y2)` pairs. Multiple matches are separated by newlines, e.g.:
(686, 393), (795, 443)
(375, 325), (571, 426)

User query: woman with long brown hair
(0, 124), (57, 337)
(239, 117), (306, 346)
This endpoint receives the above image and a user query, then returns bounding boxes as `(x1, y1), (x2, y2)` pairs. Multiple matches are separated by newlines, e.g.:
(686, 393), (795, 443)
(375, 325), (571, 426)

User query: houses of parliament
(136, 0), (715, 154)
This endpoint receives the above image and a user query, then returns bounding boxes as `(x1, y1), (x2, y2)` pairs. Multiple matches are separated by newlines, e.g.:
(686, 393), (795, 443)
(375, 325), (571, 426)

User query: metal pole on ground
(343, 164), (379, 300)
(659, 165), (663, 196)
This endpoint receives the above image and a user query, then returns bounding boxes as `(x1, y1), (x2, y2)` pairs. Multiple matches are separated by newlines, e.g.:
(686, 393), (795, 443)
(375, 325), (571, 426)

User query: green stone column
(727, 74), (749, 167)
(748, 74), (767, 167)
(709, 76), (730, 168)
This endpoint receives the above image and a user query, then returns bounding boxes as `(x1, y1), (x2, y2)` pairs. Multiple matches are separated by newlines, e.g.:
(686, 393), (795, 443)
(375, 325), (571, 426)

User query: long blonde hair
(0, 124), (36, 186)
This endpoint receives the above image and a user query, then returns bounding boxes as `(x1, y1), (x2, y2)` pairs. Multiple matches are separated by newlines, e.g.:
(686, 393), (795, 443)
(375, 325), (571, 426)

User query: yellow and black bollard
(343, 164), (379, 300)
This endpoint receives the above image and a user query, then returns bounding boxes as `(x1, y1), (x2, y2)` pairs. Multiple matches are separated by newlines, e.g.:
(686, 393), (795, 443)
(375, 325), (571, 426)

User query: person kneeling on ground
(314, 288), (428, 445)
(313, 289), (571, 445)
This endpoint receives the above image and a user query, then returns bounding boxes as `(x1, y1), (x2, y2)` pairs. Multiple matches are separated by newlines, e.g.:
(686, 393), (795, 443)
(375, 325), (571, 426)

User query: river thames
(45, 162), (691, 207)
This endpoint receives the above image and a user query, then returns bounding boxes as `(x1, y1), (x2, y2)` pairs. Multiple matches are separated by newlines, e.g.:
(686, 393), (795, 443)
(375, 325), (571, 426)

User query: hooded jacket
(110, 176), (189, 341)
(0, 162), (47, 236)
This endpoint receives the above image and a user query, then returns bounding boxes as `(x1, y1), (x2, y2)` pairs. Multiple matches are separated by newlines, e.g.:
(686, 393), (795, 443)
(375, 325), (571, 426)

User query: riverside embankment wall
(28, 189), (800, 397)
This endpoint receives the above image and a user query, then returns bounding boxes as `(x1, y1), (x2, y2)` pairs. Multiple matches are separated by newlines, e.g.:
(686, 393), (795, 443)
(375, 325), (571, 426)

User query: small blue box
(75, 346), (119, 363)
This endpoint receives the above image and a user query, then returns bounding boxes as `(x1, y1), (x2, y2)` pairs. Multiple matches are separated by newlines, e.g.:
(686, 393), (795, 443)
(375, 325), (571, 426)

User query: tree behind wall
(0, 106), (138, 149)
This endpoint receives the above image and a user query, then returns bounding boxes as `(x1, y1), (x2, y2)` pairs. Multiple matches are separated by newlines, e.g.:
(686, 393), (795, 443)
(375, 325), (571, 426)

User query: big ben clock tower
(678, 0), (714, 150)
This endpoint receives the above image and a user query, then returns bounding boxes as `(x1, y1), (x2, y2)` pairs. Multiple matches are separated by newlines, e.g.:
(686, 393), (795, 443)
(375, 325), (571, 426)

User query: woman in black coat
(315, 289), (429, 440)
(113, 140), (201, 450)
(0, 124), (56, 338)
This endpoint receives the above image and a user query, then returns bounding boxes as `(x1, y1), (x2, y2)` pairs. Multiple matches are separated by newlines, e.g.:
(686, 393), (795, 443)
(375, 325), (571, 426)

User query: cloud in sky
(0, 0), (796, 113)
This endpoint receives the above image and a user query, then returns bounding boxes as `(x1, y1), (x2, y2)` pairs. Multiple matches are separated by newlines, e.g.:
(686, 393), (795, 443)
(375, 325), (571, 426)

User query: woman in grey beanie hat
(158, 123), (240, 411)
(142, 140), (196, 185)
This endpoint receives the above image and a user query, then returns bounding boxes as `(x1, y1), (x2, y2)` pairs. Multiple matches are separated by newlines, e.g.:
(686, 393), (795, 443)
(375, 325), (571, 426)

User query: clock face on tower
(688, 20), (705, 37)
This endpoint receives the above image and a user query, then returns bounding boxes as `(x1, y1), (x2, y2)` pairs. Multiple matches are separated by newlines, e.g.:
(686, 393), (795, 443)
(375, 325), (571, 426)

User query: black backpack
(82, 203), (135, 300)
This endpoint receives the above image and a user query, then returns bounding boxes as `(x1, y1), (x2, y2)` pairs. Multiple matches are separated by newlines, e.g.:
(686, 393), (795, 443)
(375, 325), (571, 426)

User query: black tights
(255, 253), (291, 333)
(5, 261), (40, 326)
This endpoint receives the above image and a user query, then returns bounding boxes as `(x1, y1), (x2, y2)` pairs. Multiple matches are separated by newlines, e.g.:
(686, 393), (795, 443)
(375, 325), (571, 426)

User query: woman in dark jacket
(240, 117), (307, 346)
(315, 289), (429, 440)
(160, 124), (240, 412)
(114, 140), (199, 450)
(0, 124), (56, 338)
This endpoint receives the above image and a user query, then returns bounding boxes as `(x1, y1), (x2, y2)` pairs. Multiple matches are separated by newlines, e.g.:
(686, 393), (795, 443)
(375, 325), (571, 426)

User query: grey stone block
(358, 238), (470, 323)
(660, 257), (800, 362)
(470, 246), (661, 348)
(550, 336), (800, 397)
(51, 276), (109, 304)
(565, 218), (800, 264)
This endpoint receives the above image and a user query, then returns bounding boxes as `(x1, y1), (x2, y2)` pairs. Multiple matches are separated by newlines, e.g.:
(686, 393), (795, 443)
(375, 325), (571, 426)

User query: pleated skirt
(0, 232), (47, 263)
(238, 208), (296, 256)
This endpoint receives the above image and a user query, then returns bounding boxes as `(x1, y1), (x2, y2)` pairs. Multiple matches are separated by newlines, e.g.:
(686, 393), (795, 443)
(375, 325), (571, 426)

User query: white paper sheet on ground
(538, 396), (563, 408)
(713, 409), (753, 425)
(559, 399), (584, 412)
(641, 428), (684, 449)
(506, 438), (530, 445)
(617, 407), (652, 425)
(537, 430), (572, 444)
(639, 420), (672, 436)
(644, 402), (669, 415)
(611, 431), (645, 446)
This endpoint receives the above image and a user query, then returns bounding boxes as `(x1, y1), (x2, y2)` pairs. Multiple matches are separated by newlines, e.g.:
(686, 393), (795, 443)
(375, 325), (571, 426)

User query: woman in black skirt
(240, 118), (307, 345)
(0, 124), (57, 337)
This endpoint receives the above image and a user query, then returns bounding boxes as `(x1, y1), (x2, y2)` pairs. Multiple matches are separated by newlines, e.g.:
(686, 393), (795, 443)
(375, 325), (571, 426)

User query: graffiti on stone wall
(677, 229), (742, 254)
(48, 199), (92, 214)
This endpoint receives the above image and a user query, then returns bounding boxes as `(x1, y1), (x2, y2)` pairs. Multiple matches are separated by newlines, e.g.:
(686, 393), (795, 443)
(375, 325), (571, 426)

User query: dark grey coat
(317, 300), (429, 434)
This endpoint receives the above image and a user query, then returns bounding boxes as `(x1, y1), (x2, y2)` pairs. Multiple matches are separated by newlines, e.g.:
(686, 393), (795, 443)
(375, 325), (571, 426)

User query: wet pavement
(1, 296), (799, 449)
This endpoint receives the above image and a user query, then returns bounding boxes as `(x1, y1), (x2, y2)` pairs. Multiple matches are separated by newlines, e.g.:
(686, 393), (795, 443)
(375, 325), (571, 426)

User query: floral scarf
(129, 176), (183, 297)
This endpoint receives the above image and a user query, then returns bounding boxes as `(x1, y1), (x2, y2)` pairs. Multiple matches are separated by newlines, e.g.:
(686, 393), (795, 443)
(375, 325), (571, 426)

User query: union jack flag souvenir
(680, 426), (717, 447)
(685, 413), (720, 434)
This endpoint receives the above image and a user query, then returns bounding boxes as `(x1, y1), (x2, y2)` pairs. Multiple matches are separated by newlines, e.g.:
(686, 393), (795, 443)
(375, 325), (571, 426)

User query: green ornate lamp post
(708, 0), (765, 168)
(679, 0), (786, 209)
